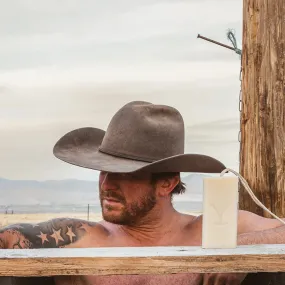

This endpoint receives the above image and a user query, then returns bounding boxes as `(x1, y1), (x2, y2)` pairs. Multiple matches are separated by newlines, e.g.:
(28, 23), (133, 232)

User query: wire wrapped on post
(227, 30), (242, 56)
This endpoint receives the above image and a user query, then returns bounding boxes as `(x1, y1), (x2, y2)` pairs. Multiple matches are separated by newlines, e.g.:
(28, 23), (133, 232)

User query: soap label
(202, 176), (239, 249)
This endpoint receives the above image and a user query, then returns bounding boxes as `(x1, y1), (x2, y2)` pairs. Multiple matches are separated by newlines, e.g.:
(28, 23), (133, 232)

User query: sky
(0, 0), (243, 181)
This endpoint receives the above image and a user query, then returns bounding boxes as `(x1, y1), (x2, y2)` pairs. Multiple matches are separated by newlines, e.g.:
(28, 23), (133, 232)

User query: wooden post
(87, 204), (90, 221)
(239, 0), (285, 217)
(239, 1), (285, 284)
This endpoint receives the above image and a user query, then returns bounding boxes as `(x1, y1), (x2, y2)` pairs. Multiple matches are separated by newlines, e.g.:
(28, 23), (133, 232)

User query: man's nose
(100, 173), (119, 191)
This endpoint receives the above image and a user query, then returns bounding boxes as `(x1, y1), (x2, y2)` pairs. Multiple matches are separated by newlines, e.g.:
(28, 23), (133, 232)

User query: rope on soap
(220, 168), (285, 226)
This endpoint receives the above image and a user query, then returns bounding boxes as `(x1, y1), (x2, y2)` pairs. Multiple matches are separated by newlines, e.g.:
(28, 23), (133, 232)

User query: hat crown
(99, 101), (185, 162)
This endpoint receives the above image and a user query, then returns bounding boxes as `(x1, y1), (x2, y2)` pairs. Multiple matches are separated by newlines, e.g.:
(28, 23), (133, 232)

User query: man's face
(99, 171), (157, 225)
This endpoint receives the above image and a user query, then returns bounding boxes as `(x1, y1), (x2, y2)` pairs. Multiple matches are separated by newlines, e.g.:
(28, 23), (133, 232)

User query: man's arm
(238, 224), (285, 245)
(202, 210), (285, 285)
(237, 209), (285, 244)
(0, 218), (97, 249)
(238, 210), (285, 234)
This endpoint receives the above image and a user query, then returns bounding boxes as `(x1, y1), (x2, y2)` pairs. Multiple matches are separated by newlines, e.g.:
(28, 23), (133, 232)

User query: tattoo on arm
(0, 218), (96, 249)
(0, 237), (5, 248)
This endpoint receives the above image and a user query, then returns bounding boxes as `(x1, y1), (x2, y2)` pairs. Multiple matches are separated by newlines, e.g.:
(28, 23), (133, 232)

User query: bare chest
(55, 273), (203, 285)
(55, 218), (203, 285)
(54, 236), (203, 285)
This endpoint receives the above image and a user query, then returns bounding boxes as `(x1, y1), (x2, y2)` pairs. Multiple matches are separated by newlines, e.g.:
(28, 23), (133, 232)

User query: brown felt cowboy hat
(53, 101), (226, 173)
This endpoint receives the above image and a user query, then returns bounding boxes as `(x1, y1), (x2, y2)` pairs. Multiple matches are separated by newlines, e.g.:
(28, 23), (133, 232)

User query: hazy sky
(0, 0), (243, 181)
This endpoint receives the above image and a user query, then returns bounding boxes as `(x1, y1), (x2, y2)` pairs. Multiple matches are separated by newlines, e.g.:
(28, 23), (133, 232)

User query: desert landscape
(0, 211), (201, 228)
(0, 173), (205, 228)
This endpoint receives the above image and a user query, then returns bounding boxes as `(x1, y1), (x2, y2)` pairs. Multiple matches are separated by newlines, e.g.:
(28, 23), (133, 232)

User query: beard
(99, 188), (157, 226)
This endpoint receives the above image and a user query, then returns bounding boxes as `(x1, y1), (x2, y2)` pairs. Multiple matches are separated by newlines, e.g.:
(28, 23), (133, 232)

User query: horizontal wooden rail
(1, 245), (285, 276)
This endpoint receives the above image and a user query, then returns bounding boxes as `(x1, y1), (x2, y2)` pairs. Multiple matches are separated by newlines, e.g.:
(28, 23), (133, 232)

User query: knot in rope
(227, 30), (242, 56)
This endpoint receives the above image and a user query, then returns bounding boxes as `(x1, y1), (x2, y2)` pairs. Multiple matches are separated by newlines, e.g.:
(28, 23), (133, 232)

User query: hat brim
(53, 127), (226, 173)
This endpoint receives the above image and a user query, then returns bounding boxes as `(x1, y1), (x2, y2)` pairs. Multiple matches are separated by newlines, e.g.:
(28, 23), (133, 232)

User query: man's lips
(104, 198), (120, 202)
(103, 197), (123, 205)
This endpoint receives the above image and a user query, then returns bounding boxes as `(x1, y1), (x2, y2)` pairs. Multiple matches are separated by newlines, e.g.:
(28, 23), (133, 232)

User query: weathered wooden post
(239, 0), (285, 218)
(239, 0), (285, 284)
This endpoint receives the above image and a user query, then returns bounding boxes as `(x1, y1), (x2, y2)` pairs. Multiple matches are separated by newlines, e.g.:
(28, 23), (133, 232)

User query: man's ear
(156, 175), (180, 197)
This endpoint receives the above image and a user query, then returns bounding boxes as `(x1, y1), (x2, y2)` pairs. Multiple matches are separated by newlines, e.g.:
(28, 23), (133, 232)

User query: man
(0, 101), (285, 285)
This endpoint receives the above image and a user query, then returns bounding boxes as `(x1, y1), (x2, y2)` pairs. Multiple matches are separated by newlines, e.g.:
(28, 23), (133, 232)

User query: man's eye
(119, 173), (128, 178)
(117, 173), (134, 179)
(127, 174), (142, 180)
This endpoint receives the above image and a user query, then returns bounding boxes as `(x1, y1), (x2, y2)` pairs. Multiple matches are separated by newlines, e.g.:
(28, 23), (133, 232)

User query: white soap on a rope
(202, 176), (239, 249)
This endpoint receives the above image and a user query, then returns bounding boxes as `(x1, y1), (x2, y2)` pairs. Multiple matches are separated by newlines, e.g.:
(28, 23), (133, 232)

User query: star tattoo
(79, 223), (90, 232)
(50, 228), (64, 246)
(14, 225), (24, 229)
(37, 231), (49, 245)
(66, 226), (76, 243)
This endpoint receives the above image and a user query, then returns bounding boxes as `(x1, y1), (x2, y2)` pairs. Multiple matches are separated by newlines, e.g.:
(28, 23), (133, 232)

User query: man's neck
(118, 205), (183, 244)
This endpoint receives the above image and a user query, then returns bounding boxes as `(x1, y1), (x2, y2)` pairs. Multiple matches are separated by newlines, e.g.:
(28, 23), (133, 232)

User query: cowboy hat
(53, 101), (226, 173)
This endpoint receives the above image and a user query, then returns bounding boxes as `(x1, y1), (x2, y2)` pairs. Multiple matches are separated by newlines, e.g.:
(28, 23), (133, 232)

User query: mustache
(100, 190), (125, 202)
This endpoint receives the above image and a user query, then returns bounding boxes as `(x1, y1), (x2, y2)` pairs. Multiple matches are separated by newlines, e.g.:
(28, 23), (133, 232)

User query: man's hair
(151, 172), (186, 195)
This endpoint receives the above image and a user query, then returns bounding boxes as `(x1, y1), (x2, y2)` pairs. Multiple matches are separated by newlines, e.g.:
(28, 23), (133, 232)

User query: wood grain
(240, 0), (285, 217)
(0, 245), (285, 276)
(240, 1), (285, 284)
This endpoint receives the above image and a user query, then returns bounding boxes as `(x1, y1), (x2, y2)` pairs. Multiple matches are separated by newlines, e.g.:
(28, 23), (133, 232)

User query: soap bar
(202, 176), (239, 249)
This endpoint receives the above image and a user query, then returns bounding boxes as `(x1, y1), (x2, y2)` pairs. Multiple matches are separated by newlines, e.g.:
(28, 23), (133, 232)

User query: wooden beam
(1, 245), (285, 276)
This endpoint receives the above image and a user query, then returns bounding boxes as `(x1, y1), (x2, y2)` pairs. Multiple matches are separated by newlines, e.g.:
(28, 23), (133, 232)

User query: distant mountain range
(0, 178), (97, 206)
(0, 173), (213, 207)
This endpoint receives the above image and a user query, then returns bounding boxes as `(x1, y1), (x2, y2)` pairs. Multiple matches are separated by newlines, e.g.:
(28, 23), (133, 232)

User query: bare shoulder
(185, 210), (284, 234)
(180, 213), (202, 229)
(237, 210), (284, 234)
(0, 217), (109, 249)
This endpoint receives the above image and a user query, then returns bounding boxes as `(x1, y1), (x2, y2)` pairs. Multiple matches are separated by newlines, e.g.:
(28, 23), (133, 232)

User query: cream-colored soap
(202, 176), (239, 249)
